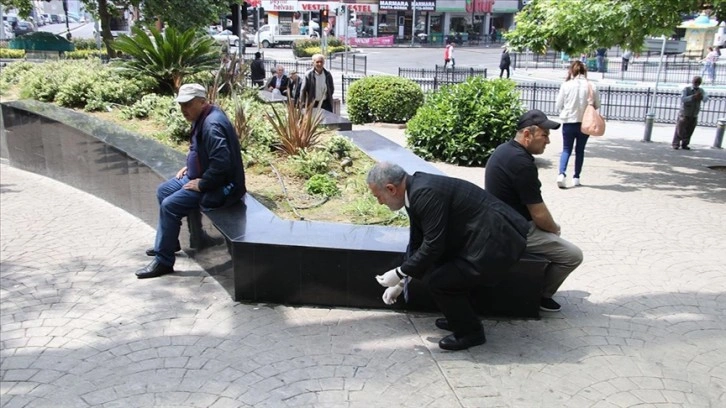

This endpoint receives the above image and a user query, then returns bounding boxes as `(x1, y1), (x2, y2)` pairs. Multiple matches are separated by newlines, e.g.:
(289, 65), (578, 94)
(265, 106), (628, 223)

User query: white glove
(382, 284), (404, 305)
(375, 267), (404, 287)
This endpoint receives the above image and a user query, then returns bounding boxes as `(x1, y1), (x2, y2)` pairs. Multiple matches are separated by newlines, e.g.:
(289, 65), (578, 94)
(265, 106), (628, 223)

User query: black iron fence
(341, 74), (726, 127)
(327, 52), (367, 75)
(511, 82), (725, 127)
(512, 51), (725, 85)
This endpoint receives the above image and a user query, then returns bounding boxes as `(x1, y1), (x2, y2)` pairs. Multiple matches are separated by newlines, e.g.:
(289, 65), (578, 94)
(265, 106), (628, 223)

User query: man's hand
(375, 267), (403, 287)
(694, 91), (703, 101)
(176, 166), (187, 179)
(382, 284), (404, 305)
(183, 178), (201, 192)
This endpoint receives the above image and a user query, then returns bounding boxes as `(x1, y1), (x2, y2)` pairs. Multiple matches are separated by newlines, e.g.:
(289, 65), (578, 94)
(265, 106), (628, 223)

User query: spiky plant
(111, 26), (219, 95)
(266, 98), (328, 156)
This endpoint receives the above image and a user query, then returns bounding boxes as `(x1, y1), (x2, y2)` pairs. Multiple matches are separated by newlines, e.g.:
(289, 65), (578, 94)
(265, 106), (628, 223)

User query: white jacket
(556, 76), (601, 123)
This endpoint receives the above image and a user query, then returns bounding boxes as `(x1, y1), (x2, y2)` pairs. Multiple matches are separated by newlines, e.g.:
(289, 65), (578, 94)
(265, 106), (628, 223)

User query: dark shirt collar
(509, 139), (534, 161)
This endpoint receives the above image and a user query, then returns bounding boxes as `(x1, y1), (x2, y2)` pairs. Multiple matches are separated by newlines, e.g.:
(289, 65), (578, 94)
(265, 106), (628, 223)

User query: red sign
(341, 35), (395, 47)
(348, 4), (373, 13)
(465, 0), (495, 13)
(301, 3), (328, 10)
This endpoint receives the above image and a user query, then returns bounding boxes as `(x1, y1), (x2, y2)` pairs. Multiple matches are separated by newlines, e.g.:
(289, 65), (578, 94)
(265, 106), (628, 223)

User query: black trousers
(422, 261), (484, 336)
(499, 67), (510, 78)
(672, 115), (698, 148)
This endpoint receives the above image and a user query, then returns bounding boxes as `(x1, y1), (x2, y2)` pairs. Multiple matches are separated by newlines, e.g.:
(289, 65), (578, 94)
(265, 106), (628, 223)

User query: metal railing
(327, 52), (367, 75)
(341, 74), (726, 127)
(516, 82), (726, 127)
(512, 51), (725, 85)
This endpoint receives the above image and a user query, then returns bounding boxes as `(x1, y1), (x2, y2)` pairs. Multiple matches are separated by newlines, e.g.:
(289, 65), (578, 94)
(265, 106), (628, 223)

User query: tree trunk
(97, 0), (117, 58)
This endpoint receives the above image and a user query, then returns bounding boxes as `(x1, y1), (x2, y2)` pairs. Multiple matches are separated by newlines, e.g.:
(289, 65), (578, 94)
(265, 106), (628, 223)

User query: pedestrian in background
(621, 49), (632, 72)
(499, 47), (511, 78)
(595, 48), (607, 73)
(444, 40), (455, 68)
(555, 60), (600, 188)
(672, 76), (709, 150)
(250, 52), (266, 88)
(701, 46), (719, 84)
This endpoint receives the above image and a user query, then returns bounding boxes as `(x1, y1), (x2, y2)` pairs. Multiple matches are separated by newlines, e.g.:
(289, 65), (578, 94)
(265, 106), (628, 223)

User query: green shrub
(72, 38), (100, 50)
(19, 60), (71, 102)
(406, 77), (525, 167)
(291, 149), (330, 178)
(292, 38), (345, 58)
(305, 174), (340, 197)
(0, 61), (35, 85)
(325, 135), (354, 159)
(347, 76), (424, 124)
(121, 94), (166, 119)
(0, 49), (24, 58)
(65, 49), (107, 59)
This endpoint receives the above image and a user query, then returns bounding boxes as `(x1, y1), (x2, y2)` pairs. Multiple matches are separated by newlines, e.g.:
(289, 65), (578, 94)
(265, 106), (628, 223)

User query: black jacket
(194, 106), (246, 208)
(401, 172), (529, 284)
(499, 51), (511, 69)
(300, 68), (334, 107)
(265, 74), (289, 93)
(250, 59), (266, 81)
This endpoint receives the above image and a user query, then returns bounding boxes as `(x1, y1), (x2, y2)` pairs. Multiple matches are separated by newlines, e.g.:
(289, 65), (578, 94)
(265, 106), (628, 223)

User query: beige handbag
(581, 82), (605, 136)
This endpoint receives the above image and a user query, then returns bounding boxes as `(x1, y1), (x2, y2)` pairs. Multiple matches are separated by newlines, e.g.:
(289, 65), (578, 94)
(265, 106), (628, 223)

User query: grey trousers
(526, 223), (583, 298)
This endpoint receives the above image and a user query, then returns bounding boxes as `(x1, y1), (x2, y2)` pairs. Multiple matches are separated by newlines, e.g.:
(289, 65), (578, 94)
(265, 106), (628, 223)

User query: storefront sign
(348, 4), (378, 13)
(465, 0), (494, 13)
(435, 0), (518, 13)
(342, 35), (395, 46)
(261, 0), (296, 11)
(379, 0), (436, 11)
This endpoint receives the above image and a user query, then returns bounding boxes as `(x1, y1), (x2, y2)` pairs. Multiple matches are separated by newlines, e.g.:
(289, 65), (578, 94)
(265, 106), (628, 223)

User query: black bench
(1, 100), (547, 318)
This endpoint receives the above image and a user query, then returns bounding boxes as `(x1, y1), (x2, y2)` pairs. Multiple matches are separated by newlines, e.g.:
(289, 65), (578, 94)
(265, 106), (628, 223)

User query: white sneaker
(573, 178), (581, 187)
(556, 174), (566, 189)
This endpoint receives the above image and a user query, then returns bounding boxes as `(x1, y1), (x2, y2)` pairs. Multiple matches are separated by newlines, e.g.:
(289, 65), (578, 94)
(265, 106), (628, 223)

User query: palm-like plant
(111, 26), (219, 94)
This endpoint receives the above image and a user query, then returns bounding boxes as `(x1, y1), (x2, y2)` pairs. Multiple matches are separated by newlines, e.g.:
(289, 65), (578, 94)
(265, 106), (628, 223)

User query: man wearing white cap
(136, 83), (246, 279)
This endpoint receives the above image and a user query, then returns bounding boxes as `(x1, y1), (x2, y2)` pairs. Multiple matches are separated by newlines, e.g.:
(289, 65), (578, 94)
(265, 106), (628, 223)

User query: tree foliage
(138, 0), (232, 32)
(505, 0), (726, 55)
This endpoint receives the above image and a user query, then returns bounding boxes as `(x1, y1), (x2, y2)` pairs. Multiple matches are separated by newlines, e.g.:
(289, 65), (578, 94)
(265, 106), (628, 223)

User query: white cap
(175, 84), (207, 103)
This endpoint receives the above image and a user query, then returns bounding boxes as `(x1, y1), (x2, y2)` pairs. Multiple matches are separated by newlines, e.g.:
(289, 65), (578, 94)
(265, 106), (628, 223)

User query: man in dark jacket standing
(368, 162), (529, 351)
(250, 52), (266, 88)
(672, 76), (709, 150)
(136, 83), (246, 279)
(499, 47), (511, 78)
(300, 53), (335, 112)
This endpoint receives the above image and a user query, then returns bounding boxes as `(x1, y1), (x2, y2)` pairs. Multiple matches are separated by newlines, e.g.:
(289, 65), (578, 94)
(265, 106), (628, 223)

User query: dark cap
(517, 109), (561, 130)
(255, 52), (261, 58)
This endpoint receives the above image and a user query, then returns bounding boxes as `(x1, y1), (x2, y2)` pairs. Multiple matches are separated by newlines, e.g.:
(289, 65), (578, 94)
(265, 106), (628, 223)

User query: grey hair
(311, 53), (325, 63)
(367, 162), (407, 188)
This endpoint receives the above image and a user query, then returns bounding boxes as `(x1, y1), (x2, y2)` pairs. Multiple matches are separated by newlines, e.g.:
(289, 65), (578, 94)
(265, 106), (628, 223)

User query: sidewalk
(2, 118), (726, 407)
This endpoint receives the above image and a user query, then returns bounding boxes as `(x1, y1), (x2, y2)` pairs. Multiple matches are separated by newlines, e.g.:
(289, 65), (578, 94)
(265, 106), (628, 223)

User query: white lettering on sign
(379, 0), (408, 11)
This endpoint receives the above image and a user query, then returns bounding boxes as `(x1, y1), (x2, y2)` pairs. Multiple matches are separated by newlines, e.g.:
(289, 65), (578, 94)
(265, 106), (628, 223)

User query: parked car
(13, 21), (36, 37)
(41, 14), (52, 25)
(208, 28), (254, 47)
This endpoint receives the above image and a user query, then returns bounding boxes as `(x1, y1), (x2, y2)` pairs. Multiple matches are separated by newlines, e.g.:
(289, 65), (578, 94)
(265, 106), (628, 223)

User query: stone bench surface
(1, 100), (547, 318)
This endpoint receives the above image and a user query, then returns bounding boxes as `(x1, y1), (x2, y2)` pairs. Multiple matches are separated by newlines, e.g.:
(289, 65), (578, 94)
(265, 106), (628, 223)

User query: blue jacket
(194, 106), (246, 208)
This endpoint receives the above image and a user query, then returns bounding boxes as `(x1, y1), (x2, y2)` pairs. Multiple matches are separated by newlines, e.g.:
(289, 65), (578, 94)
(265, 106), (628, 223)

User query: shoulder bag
(581, 82), (606, 136)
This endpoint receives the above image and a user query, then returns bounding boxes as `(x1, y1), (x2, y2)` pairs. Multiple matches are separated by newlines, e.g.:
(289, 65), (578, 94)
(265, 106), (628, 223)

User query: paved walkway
(2, 119), (726, 407)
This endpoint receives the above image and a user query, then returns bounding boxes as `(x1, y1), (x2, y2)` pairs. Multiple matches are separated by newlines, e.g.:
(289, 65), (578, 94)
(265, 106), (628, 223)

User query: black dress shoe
(135, 259), (174, 279)
(681, 146), (691, 150)
(145, 243), (182, 257)
(438, 330), (486, 351)
(435, 318), (451, 331)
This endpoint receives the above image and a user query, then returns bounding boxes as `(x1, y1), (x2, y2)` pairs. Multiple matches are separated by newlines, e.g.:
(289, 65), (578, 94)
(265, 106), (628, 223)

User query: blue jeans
(559, 123), (590, 178)
(154, 175), (202, 267)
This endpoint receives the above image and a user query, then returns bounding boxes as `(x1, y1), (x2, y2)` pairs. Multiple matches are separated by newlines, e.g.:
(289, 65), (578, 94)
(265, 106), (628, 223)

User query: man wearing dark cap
(136, 83), (246, 279)
(485, 109), (583, 312)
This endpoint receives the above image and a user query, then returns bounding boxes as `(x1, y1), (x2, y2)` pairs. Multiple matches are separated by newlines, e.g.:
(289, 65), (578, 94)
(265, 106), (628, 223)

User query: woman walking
(554, 60), (601, 188)
(499, 47), (511, 78)
(701, 46), (719, 84)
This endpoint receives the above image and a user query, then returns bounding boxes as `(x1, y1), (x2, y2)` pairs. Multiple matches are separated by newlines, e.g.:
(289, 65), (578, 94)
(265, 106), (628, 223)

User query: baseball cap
(175, 84), (207, 103)
(517, 109), (561, 130)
